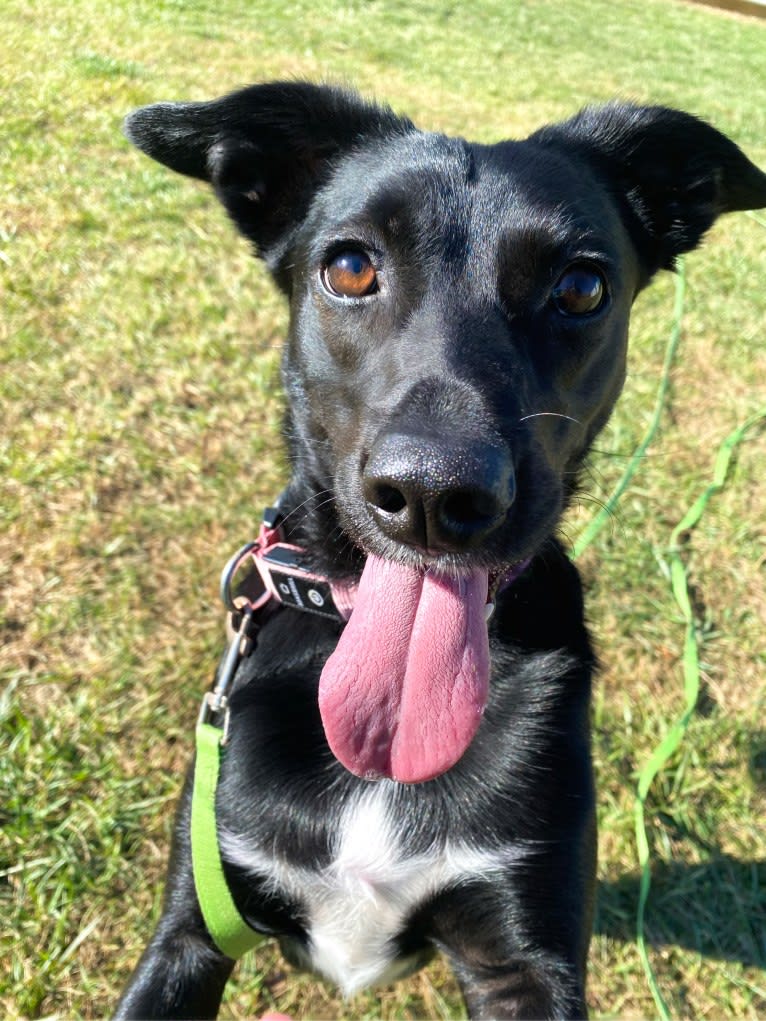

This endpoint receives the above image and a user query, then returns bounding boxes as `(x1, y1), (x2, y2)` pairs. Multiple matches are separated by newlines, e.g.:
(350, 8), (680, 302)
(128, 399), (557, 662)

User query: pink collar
(220, 512), (530, 625)
(220, 520), (357, 623)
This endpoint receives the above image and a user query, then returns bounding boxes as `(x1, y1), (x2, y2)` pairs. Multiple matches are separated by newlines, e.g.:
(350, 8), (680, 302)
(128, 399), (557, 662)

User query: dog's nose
(363, 432), (514, 552)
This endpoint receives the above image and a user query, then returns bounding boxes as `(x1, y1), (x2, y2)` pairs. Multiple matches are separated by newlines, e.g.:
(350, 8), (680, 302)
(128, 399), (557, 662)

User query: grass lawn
(1, 0), (765, 1017)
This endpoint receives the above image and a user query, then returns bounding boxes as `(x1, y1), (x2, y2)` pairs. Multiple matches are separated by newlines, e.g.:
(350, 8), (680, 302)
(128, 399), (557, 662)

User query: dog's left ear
(532, 104), (766, 274)
(124, 81), (414, 282)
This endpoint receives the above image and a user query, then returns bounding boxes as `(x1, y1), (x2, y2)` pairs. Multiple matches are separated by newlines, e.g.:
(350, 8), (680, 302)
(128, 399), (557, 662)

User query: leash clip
(200, 499), (352, 742)
(202, 513), (285, 743)
(198, 606), (257, 744)
(197, 691), (232, 744)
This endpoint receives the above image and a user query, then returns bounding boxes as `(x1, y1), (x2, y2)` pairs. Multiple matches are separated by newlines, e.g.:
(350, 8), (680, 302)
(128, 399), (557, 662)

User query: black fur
(116, 83), (766, 1020)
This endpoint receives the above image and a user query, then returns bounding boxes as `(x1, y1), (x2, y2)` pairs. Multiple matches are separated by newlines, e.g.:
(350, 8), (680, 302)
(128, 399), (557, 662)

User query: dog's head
(125, 83), (766, 573)
(126, 84), (766, 781)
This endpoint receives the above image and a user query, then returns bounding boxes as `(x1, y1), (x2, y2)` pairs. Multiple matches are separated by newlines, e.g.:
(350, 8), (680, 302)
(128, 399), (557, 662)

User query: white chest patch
(219, 785), (528, 995)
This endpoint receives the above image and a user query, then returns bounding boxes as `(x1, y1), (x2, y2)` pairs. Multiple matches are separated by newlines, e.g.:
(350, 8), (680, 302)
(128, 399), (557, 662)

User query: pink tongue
(318, 555), (490, 783)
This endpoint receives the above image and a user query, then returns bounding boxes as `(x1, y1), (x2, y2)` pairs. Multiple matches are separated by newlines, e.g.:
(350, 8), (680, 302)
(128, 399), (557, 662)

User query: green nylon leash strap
(191, 721), (264, 960)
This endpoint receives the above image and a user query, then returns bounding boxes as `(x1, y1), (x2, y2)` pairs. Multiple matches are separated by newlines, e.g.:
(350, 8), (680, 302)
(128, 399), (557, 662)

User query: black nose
(363, 432), (515, 552)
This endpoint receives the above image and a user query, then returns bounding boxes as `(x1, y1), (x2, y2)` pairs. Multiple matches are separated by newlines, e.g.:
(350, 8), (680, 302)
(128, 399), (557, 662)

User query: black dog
(116, 83), (766, 1020)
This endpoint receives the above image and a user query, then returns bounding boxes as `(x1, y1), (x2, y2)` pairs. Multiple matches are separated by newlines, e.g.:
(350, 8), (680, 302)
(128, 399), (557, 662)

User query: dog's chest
(220, 785), (515, 994)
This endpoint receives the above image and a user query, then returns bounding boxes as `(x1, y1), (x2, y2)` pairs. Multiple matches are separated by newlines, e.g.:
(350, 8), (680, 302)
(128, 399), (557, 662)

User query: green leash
(191, 582), (266, 960)
(192, 719), (264, 959)
(189, 523), (342, 961)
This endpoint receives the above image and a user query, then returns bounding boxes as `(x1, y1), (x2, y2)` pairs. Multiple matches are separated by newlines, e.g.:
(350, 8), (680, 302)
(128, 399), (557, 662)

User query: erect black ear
(124, 81), (414, 279)
(531, 104), (766, 274)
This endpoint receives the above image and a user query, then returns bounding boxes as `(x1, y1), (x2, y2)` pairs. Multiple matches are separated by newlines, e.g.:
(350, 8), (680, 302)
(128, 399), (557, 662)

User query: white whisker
(278, 489), (334, 530)
(519, 412), (583, 426)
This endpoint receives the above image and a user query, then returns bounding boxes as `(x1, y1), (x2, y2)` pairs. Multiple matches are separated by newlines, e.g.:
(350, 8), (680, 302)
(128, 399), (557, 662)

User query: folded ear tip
(121, 102), (212, 180)
(122, 102), (172, 151)
(122, 106), (148, 145)
(122, 102), (183, 144)
(726, 158), (766, 212)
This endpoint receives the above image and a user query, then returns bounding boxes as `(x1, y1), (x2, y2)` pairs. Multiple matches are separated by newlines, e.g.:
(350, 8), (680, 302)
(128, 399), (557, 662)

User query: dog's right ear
(530, 104), (766, 276)
(124, 81), (414, 280)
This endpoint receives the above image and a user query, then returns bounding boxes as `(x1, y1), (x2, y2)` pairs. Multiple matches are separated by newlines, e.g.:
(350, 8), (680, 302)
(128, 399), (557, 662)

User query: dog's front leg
(114, 910), (233, 1020)
(115, 780), (235, 1020)
(450, 952), (587, 1021)
(433, 839), (594, 1021)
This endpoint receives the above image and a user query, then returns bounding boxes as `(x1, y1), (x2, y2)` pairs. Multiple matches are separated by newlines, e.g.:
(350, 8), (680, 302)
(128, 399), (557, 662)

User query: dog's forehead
(311, 131), (475, 231)
(312, 129), (623, 258)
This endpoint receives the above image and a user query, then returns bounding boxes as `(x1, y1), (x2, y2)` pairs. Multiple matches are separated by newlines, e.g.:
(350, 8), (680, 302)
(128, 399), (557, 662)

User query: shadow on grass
(595, 852), (766, 968)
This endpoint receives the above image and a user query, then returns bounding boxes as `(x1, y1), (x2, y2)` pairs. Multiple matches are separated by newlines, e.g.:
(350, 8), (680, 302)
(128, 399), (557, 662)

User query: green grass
(2, 0), (765, 1017)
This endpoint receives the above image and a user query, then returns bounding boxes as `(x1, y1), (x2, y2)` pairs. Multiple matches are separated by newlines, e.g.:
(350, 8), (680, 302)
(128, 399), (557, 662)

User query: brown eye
(551, 265), (606, 317)
(322, 250), (378, 298)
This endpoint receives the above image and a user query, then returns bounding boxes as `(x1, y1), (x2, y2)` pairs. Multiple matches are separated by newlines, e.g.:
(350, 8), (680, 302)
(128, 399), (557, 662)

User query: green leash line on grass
(571, 257), (766, 1019)
(570, 262), (687, 1017)
(633, 406), (766, 1021)
(570, 260), (687, 560)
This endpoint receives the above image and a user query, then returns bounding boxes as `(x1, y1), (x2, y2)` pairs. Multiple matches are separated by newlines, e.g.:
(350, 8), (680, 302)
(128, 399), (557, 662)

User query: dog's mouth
(318, 552), (500, 784)
(313, 441), (548, 785)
